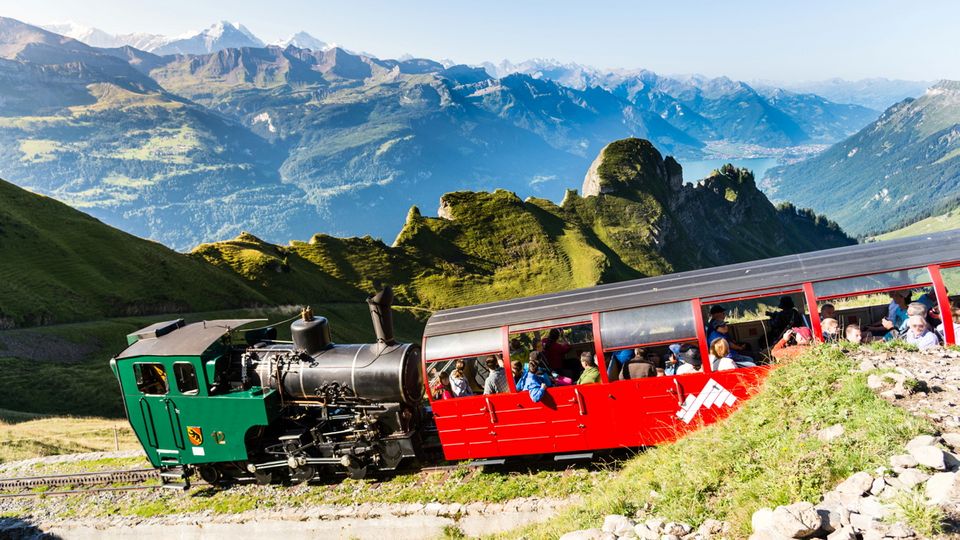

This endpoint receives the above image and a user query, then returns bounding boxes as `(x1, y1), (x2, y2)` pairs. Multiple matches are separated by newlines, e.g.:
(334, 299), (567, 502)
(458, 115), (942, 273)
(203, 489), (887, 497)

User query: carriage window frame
(133, 362), (169, 395)
(599, 300), (698, 351)
(173, 362), (199, 395)
(812, 267), (933, 301)
(425, 354), (511, 401)
(423, 327), (502, 362)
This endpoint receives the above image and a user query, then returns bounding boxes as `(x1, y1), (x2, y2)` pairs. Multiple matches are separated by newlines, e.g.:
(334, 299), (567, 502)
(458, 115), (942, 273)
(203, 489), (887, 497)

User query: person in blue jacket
(520, 352), (553, 402)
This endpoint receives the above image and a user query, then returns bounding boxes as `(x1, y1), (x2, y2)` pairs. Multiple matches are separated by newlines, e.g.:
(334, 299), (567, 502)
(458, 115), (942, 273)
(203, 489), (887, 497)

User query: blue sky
(2, 0), (957, 81)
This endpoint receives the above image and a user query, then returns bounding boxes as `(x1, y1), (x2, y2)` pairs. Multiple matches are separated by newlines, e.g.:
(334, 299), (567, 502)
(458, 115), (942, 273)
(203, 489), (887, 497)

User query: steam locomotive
(111, 287), (426, 486)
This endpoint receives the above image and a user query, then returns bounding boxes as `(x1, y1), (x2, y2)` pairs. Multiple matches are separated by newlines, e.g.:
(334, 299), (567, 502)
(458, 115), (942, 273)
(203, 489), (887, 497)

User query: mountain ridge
(763, 80), (960, 237)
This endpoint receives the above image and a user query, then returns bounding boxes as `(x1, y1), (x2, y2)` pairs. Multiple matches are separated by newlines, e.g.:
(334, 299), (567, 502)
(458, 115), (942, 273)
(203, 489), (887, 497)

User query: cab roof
(114, 319), (263, 360)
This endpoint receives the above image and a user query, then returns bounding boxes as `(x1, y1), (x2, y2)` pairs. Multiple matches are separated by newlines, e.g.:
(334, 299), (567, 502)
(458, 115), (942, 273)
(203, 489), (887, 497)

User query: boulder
(942, 432), (960, 450)
(751, 508), (774, 532)
(945, 451), (960, 471)
(866, 374), (885, 390)
(835, 471), (874, 496)
(858, 359), (877, 372)
(634, 523), (660, 540)
(898, 468), (931, 489)
(857, 496), (891, 521)
(770, 502), (825, 538)
(925, 471), (958, 505)
(848, 512), (878, 531)
(826, 526), (857, 540)
(663, 522), (692, 537)
(560, 529), (605, 540)
(869, 477), (885, 496)
(697, 519), (727, 538)
(748, 531), (792, 540)
(603, 515), (636, 535)
(889, 454), (918, 469)
(645, 518), (665, 533)
(817, 424), (845, 442)
(861, 521), (890, 540)
(909, 445), (946, 470)
(905, 434), (937, 450)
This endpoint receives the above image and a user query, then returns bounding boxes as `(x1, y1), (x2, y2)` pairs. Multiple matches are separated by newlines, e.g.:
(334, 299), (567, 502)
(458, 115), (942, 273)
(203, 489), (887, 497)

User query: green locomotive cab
(110, 319), (280, 474)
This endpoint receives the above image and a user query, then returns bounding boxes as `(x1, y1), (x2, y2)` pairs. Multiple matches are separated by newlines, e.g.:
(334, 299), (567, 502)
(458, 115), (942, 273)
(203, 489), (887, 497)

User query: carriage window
(134, 363), (168, 395)
(600, 301), (696, 349)
(173, 363), (199, 395)
(701, 293), (805, 366)
(604, 340), (701, 381)
(424, 327), (501, 361)
(812, 268), (931, 299)
(817, 286), (936, 344)
(509, 320), (596, 388)
(426, 355), (508, 399)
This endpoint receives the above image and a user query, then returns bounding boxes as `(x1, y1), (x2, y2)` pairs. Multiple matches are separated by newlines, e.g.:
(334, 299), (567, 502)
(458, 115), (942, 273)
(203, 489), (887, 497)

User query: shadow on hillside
(0, 517), (63, 539)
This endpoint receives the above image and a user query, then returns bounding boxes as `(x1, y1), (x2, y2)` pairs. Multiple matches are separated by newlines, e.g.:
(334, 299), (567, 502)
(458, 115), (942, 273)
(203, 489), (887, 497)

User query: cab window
(134, 363), (168, 395)
(173, 362), (199, 394)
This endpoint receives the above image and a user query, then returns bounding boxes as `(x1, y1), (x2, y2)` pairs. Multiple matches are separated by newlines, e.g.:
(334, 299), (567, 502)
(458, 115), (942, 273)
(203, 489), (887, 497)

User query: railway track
(0, 468), (161, 498)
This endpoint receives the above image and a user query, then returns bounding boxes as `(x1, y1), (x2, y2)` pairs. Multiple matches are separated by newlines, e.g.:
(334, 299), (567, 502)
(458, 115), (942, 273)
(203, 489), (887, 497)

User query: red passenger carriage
(421, 231), (960, 460)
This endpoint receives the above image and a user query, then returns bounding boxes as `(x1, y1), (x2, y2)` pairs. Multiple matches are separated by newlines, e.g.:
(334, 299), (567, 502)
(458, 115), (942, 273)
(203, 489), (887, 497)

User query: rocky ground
(560, 347), (960, 540)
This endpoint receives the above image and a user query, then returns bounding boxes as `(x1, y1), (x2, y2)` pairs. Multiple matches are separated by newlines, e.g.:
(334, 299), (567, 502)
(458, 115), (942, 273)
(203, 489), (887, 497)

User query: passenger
(707, 321), (755, 364)
(576, 352), (601, 384)
(607, 347), (637, 382)
(917, 289), (938, 311)
(766, 296), (806, 343)
(709, 337), (756, 369)
(511, 360), (524, 386)
(509, 338), (527, 361)
(520, 352), (552, 402)
(844, 324), (874, 344)
(432, 372), (453, 400)
(936, 307), (960, 343)
(541, 328), (572, 372)
(868, 291), (908, 339)
(819, 304), (836, 321)
(904, 315), (940, 350)
(623, 348), (657, 379)
(771, 327), (813, 360)
(449, 359), (474, 397)
(483, 356), (508, 395)
(820, 318), (840, 342)
(709, 338), (737, 371)
(664, 344), (683, 375)
(708, 305), (727, 330)
(896, 302), (930, 335)
(675, 348), (702, 375)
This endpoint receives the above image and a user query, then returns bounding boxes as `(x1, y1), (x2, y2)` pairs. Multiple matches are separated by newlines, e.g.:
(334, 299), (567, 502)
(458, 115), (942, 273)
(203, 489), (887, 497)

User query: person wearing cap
(708, 305), (727, 330)
(771, 326), (813, 360)
(675, 347), (702, 375)
(707, 321), (754, 364)
(664, 344), (683, 375)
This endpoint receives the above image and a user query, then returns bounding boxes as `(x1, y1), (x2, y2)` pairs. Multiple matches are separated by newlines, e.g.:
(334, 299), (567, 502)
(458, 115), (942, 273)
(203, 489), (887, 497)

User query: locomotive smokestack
(367, 286), (396, 352)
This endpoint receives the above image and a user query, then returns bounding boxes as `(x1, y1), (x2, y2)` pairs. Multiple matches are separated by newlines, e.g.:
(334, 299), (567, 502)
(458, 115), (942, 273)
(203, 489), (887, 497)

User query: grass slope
(873, 208), (960, 240)
(496, 345), (930, 539)
(0, 178), (272, 327)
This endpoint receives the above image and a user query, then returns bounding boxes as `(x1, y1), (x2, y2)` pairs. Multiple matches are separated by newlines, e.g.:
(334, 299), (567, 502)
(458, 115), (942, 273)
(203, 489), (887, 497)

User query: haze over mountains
(0, 16), (930, 249)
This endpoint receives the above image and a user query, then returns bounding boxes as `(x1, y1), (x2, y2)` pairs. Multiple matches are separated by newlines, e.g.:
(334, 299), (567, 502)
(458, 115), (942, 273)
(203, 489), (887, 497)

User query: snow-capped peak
(272, 31), (330, 51)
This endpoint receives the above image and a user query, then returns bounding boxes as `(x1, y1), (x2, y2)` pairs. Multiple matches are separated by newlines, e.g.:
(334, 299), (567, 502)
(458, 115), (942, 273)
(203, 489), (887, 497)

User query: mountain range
(0, 136), (852, 329)
(0, 16), (880, 248)
(763, 81), (960, 237)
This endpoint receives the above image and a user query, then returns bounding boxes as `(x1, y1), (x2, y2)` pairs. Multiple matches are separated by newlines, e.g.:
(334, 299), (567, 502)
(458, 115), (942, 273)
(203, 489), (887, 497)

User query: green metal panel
(114, 354), (280, 467)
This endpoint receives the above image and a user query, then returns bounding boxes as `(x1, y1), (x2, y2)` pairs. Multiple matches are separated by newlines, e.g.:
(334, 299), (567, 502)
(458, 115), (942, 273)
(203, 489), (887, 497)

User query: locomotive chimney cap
(302, 306), (314, 322)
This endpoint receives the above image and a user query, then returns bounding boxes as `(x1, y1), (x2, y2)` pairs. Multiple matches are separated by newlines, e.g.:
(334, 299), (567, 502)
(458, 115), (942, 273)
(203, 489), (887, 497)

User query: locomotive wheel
(198, 465), (226, 486)
(287, 465), (316, 485)
(347, 463), (368, 480)
(254, 470), (274, 485)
